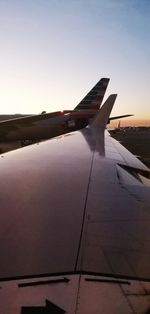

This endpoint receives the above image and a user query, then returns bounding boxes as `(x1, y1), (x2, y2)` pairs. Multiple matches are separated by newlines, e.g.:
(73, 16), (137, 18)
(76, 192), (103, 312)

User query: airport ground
(111, 127), (150, 168)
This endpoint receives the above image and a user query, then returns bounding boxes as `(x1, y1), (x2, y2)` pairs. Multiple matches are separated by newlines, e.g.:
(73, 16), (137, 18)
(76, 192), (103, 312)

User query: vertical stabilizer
(91, 94), (117, 129)
(75, 78), (109, 110)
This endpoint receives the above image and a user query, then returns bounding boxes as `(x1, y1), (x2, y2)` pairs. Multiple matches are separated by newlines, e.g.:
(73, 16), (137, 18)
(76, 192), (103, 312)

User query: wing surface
(0, 100), (150, 281)
(0, 99), (150, 313)
(0, 111), (67, 141)
(0, 111), (62, 126)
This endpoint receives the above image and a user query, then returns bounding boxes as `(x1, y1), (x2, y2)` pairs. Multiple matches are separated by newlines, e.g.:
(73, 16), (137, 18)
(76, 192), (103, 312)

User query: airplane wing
(109, 113), (134, 122)
(0, 96), (150, 313)
(0, 110), (70, 142)
(0, 111), (64, 130)
(0, 114), (30, 121)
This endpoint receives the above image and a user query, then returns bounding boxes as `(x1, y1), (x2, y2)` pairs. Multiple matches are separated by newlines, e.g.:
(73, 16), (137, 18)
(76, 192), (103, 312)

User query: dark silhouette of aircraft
(0, 78), (132, 143)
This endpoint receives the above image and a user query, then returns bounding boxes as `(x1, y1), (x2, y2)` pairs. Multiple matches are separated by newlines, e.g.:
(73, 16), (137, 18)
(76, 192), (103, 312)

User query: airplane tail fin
(91, 94), (117, 129)
(74, 78), (109, 110)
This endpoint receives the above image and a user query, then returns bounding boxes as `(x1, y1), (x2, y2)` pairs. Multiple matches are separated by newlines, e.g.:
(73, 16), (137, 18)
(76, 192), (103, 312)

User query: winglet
(91, 94), (117, 129)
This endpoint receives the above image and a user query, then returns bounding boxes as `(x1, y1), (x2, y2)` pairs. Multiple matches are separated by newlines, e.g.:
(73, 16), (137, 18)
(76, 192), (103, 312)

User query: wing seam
(74, 150), (95, 271)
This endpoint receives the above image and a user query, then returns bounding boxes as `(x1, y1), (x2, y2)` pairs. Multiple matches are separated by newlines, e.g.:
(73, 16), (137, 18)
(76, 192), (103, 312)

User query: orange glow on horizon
(110, 118), (150, 128)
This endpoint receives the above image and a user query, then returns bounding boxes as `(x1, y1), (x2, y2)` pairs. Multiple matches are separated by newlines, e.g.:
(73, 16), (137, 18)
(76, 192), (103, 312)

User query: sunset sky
(0, 0), (150, 126)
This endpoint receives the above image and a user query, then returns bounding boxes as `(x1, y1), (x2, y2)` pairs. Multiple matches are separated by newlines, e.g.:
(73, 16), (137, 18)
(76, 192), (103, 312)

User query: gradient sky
(0, 0), (150, 125)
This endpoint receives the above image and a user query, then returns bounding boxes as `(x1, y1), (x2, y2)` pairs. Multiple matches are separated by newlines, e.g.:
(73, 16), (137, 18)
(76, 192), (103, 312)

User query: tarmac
(111, 127), (150, 168)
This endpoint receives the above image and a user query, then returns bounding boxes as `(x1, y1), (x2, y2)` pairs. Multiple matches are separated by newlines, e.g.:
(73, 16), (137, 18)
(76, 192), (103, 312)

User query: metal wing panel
(76, 150), (150, 280)
(3, 274), (150, 314)
(0, 127), (150, 283)
(0, 132), (93, 279)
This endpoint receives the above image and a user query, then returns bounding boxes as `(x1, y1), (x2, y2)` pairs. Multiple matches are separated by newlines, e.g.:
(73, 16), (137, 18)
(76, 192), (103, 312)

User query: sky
(0, 0), (150, 126)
